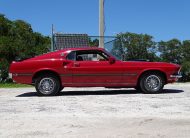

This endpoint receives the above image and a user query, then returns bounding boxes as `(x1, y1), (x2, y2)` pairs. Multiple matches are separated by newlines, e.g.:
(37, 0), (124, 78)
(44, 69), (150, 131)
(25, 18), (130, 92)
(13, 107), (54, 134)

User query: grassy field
(0, 83), (32, 88)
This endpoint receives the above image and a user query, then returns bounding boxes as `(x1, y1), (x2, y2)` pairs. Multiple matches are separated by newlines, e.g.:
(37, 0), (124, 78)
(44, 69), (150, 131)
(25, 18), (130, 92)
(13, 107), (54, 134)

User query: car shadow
(16, 89), (184, 97)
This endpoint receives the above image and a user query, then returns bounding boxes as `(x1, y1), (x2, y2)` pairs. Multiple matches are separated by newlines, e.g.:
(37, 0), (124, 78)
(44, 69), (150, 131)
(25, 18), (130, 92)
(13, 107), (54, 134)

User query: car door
(71, 50), (123, 87)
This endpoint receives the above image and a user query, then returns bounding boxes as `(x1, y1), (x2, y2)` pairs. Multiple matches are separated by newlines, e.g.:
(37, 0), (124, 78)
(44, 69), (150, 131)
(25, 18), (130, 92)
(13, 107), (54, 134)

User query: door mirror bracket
(109, 57), (116, 64)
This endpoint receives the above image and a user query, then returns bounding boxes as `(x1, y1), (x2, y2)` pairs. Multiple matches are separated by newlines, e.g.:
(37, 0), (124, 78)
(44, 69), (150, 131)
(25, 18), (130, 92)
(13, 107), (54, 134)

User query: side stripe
(63, 82), (134, 84)
(60, 73), (137, 77)
(14, 73), (33, 76)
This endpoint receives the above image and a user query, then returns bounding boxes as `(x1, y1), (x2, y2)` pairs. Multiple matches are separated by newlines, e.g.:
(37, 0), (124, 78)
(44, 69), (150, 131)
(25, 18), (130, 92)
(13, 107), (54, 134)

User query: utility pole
(99, 0), (104, 48)
(51, 24), (54, 52)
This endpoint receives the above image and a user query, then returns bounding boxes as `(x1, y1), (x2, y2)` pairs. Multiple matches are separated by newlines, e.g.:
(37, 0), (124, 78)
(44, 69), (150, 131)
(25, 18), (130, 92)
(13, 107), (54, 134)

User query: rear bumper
(9, 73), (32, 84)
(8, 73), (13, 79)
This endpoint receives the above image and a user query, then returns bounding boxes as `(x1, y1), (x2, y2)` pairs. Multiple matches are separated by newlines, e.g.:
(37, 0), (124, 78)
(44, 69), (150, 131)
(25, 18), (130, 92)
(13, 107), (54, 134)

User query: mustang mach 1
(9, 48), (181, 96)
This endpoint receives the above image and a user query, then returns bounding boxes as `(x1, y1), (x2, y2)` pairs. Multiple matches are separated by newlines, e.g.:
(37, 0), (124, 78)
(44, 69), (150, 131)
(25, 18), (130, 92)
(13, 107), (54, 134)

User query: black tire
(134, 86), (141, 92)
(140, 73), (165, 94)
(35, 74), (61, 96)
(59, 87), (64, 92)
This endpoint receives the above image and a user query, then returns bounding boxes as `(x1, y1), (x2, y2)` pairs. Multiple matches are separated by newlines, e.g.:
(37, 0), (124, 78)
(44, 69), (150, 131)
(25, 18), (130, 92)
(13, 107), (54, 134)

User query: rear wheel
(59, 87), (64, 92)
(140, 73), (165, 94)
(35, 74), (61, 96)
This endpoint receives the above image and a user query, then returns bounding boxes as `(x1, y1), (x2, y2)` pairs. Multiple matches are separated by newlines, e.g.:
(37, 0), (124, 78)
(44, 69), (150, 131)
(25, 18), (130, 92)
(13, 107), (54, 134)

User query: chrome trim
(145, 75), (162, 92)
(38, 78), (55, 94)
(16, 73), (33, 76)
(8, 73), (12, 79)
(170, 75), (182, 78)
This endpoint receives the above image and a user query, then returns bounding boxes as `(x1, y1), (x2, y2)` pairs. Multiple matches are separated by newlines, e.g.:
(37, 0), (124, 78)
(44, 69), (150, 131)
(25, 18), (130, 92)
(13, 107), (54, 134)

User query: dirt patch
(0, 83), (190, 137)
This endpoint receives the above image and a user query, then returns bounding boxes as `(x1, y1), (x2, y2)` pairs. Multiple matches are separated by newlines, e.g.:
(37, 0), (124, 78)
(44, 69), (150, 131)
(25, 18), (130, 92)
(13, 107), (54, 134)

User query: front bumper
(170, 74), (182, 78)
(168, 72), (182, 83)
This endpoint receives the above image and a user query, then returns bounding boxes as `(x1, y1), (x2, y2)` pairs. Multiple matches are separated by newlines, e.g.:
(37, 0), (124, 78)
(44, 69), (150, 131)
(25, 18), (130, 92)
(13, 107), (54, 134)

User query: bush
(0, 58), (9, 82)
(180, 61), (190, 82)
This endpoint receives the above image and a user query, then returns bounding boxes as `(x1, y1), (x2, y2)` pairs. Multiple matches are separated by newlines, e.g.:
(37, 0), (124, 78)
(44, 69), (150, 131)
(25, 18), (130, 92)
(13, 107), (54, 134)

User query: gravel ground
(0, 83), (190, 138)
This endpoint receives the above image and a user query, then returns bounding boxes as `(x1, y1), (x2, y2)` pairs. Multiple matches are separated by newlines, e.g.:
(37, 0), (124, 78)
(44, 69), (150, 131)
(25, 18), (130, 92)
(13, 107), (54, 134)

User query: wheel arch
(137, 69), (167, 86)
(32, 69), (61, 84)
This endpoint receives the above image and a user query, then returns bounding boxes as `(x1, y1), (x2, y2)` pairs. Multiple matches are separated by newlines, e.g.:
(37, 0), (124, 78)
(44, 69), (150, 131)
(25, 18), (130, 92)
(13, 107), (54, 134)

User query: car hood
(122, 61), (180, 68)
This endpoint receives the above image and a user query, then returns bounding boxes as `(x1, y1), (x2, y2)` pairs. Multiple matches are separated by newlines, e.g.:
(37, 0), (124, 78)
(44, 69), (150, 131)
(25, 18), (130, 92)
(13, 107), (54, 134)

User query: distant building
(53, 33), (89, 50)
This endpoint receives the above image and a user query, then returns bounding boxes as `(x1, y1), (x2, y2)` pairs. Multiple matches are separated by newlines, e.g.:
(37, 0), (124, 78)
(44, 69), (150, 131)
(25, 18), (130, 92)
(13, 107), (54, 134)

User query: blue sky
(0, 0), (190, 41)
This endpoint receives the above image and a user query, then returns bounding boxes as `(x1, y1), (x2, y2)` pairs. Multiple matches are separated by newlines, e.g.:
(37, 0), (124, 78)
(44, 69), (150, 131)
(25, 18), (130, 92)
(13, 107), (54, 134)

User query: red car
(9, 48), (181, 96)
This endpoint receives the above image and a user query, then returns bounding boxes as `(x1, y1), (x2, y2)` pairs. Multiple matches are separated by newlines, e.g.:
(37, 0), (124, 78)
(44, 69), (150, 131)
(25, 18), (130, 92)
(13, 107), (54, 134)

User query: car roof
(56, 47), (105, 53)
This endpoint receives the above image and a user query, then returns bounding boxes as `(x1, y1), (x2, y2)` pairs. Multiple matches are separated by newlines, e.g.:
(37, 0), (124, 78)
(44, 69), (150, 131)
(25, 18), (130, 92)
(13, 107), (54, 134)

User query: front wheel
(134, 86), (141, 92)
(35, 74), (61, 96)
(140, 73), (165, 94)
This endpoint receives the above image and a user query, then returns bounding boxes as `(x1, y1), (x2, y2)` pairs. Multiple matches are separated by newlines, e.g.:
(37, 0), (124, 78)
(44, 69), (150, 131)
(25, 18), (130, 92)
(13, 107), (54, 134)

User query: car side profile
(9, 47), (181, 96)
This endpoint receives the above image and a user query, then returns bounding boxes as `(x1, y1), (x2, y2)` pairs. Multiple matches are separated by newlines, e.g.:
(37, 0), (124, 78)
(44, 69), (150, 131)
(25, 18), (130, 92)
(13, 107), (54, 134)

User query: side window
(67, 51), (76, 61)
(76, 50), (109, 61)
(98, 51), (109, 61)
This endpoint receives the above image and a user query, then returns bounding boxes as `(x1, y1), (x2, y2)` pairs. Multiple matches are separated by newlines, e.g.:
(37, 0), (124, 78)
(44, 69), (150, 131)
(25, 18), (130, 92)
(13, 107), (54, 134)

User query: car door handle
(74, 62), (80, 67)
(63, 62), (69, 66)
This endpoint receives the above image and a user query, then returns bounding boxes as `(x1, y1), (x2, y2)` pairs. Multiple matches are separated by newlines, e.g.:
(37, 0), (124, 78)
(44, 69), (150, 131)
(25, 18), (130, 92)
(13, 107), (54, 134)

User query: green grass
(0, 83), (33, 88)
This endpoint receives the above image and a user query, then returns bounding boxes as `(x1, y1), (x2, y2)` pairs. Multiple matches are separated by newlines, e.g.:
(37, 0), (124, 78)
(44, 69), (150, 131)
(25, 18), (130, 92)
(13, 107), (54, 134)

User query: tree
(0, 13), (51, 82)
(158, 39), (182, 64)
(179, 40), (190, 82)
(89, 38), (99, 47)
(0, 14), (12, 36)
(181, 40), (190, 61)
(0, 58), (9, 82)
(180, 61), (190, 82)
(116, 32), (158, 61)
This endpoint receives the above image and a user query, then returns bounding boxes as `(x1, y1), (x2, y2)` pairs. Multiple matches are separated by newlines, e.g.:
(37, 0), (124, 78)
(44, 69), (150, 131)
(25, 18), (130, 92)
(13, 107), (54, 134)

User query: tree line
(112, 33), (190, 81)
(0, 14), (190, 82)
(0, 14), (50, 82)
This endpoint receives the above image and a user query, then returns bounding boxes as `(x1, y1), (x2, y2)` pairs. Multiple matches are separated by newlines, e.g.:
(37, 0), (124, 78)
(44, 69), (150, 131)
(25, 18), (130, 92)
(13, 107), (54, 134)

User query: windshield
(103, 49), (120, 61)
(104, 38), (124, 60)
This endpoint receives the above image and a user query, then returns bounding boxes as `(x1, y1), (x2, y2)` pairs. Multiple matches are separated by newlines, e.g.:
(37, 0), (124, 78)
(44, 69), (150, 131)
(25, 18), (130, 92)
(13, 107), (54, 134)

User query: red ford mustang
(9, 48), (181, 96)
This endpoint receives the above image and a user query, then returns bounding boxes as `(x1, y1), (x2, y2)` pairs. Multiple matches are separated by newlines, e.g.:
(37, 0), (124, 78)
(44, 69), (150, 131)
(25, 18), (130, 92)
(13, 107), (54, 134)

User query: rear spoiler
(15, 56), (33, 62)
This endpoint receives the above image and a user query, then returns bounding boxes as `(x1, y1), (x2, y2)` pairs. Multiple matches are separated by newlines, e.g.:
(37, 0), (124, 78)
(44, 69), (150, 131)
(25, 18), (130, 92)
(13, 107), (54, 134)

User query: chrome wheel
(144, 75), (162, 92)
(38, 78), (55, 95)
(35, 74), (61, 96)
(140, 73), (165, 94)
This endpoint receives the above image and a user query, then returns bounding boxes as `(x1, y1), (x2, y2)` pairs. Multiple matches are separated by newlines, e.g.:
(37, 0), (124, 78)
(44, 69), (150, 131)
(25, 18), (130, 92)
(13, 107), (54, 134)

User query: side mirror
(109, 57), (116, 64)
